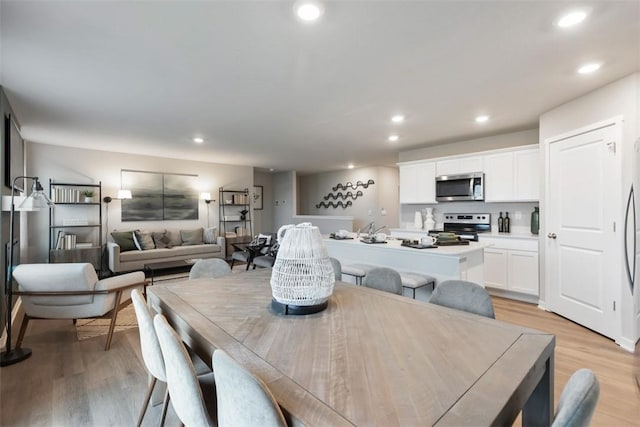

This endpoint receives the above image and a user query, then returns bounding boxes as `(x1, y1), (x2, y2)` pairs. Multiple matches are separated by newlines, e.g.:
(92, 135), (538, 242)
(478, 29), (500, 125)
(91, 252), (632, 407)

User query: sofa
(107, 227), (225, 273)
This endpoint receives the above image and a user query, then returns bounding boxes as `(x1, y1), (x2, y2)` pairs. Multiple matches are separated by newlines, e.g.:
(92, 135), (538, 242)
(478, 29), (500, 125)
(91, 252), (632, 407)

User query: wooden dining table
(147, 269), (554, 427)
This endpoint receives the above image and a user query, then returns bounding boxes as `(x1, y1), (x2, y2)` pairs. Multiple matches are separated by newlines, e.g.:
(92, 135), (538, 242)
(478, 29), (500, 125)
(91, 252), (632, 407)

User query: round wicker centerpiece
(270, 223), (335, 315)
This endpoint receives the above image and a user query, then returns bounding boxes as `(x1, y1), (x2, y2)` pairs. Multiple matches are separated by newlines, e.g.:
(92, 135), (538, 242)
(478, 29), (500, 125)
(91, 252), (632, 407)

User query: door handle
(624, 184), (636, 294)
(547, 233), (557, 239)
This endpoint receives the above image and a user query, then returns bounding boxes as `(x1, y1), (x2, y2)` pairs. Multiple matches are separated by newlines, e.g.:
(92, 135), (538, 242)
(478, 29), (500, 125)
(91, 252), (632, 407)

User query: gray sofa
(107, 228), (225, 273)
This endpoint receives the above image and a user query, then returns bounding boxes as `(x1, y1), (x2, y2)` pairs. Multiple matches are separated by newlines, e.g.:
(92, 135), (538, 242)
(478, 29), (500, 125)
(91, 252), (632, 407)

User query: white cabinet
(482, 236), (539, 297)
(399, 162), (437, 204)
(436, 156), (483, 176)
(484, 148), (539, 202)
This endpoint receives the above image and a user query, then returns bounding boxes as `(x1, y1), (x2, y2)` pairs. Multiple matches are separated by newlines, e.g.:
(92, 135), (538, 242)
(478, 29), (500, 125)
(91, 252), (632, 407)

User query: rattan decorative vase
(270, 222), (335, 315)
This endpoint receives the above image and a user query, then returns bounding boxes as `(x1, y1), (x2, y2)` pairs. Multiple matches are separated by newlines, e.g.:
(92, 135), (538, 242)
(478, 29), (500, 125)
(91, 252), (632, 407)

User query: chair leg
(15, 315), (30, 349)
(136, 376), (156, 427)
(230, 259), (235, 269)
(159, 386), (170, 427)
(104, 291), (124, 351)
(245, 261), (251, 271)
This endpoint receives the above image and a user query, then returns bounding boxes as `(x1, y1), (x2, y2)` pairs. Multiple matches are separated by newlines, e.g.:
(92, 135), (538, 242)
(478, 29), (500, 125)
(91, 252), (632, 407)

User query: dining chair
(552, 369), (600, 427)
(362, 267), (403, 295)
(329, 257), (342, 281)
(189, 258), (232, 279)
(154, 314), (218, 427)
(131, 289), (212, 426)
(429, 279), (495, 319)
(212, 349), (287, 427)
(12, 263), (145, 351)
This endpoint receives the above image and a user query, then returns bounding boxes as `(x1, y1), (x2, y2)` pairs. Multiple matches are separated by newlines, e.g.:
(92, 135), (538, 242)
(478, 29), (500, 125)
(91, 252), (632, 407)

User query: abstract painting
(121, 170), (198, 221)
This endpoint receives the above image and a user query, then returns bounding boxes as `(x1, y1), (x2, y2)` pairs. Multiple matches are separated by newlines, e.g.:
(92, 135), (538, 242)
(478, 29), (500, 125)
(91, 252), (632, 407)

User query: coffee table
(144, 259), (198, 285)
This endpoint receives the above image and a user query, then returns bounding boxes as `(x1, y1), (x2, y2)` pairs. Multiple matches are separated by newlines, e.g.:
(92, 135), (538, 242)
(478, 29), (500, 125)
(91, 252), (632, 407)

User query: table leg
(522, 353), (554, 426)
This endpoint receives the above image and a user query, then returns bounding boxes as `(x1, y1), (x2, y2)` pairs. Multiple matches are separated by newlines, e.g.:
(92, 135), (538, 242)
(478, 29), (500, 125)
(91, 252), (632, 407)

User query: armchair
(12, 263), (146, 351)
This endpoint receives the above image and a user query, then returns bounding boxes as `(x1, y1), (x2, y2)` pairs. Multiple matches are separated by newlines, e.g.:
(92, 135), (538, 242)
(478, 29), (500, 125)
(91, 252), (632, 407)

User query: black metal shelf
(219, 187), (252, 241)
(50, 224), (101, 228)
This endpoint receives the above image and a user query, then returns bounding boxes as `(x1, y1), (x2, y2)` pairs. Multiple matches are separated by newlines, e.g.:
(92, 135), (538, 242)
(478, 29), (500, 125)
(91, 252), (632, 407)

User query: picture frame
(4, 114), (25, 192)
(253, 185), (263, 210)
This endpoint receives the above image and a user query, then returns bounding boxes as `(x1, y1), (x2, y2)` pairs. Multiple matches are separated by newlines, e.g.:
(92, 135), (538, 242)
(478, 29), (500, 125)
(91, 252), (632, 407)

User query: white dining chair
(552, 369), (600, 427)
(154, 314), (217, 427)
(362, 267), (403, 295)
(212, 349), (287, 427)
(189, 258), (232, 279)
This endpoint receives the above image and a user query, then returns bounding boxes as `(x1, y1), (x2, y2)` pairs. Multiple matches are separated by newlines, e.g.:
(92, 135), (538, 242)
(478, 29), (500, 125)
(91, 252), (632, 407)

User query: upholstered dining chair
(429, 279), (495, 319)
(12, 263), (145, 350)
(212, 349), (287, 427)
(231, 232), (277, 270)
(329, 257), (342, 281)
(131, 290), (211, 427)
(153, 314), (217, 427)
(552, 369), (600, 427)
(362, 267), (403, 295)
(189, 258), (232, 279)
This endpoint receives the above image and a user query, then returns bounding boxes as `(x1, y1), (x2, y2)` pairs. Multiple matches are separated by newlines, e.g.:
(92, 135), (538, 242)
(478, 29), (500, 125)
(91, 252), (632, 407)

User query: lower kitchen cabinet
(483, 236), (539, 300)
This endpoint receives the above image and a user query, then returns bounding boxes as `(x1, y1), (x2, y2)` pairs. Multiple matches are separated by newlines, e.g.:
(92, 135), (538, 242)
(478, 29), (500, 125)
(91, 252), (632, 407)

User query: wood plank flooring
(1, 295), (638, 426)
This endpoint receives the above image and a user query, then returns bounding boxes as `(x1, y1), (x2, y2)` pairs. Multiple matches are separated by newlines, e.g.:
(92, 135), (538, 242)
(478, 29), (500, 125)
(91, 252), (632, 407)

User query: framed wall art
(253, 185), (263, 210)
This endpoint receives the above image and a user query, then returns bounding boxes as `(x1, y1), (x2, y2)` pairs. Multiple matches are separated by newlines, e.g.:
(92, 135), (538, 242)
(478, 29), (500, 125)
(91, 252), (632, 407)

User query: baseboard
(615, 335), (638, 353)
(0, 298), (24, 352)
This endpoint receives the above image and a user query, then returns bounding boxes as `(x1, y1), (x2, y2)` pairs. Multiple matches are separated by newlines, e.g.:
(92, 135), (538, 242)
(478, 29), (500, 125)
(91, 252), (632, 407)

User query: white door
(547, 124), (619, 338)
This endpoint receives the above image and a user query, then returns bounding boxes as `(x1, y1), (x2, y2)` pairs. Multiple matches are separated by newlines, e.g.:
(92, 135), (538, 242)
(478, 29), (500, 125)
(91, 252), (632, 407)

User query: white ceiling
(1, 1), (638, 174)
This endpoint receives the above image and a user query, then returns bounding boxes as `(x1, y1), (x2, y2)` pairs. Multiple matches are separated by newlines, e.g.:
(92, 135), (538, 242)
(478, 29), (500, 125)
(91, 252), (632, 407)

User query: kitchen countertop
(325, 236), (491, 257)
(389, 228), (540, 241)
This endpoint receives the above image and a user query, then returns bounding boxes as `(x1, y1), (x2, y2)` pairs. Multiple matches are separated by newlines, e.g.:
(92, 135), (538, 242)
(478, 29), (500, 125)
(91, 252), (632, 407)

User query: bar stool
(398, 272), (436, 299)
(341, 263), (376, 285)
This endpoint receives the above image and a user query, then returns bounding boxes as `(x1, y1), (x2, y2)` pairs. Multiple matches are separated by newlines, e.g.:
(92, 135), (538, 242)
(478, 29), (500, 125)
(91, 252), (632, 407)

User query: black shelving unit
(219, 188), (253, 258)
(49, 180), (103, 271)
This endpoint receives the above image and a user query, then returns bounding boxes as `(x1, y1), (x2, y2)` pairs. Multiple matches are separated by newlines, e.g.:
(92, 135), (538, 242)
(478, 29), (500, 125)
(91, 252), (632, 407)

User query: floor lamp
(200, 192), (212, 227)
(102, 190), (131, 272)
(1, 176), (54, 367)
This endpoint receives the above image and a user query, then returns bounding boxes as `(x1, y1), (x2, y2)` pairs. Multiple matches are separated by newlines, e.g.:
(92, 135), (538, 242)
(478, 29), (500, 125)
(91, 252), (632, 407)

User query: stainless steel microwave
(435, 172), (484, 202)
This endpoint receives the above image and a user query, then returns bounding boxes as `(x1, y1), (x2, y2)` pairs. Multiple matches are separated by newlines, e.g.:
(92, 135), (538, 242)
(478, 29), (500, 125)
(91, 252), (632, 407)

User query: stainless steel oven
(435, 172), (484, 202)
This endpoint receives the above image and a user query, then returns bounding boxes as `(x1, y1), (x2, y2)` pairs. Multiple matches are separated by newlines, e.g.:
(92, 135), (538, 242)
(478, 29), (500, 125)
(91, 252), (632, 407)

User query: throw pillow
(134, 230), (156, 250)
(152, 230), (173, 249)
(203, 227), (217, 244)
(111, 231), (138, 252)
(181, 228), (204, 246)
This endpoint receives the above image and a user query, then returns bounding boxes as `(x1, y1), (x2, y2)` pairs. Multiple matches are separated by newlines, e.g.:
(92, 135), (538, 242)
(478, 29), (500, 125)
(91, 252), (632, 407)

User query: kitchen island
(324, 237), (490, 296)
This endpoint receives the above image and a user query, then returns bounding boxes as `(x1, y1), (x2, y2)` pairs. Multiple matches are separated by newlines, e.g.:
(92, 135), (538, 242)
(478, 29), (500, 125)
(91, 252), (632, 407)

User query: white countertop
(324, 236), (490, 257)
(389, 228), (540, 241)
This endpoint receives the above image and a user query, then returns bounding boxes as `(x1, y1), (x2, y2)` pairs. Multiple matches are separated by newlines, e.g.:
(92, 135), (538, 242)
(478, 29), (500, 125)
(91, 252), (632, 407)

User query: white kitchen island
(324, 237), (490, 298)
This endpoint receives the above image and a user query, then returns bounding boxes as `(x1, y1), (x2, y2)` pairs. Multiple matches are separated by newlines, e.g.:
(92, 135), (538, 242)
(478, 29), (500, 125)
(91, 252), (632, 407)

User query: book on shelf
(75, 242), (93, 249)
(55, 232), (79, 249)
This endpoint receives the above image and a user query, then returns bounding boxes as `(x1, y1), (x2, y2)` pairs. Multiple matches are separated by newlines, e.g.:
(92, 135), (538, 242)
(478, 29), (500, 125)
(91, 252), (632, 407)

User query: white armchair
(12, 263), (146, 350)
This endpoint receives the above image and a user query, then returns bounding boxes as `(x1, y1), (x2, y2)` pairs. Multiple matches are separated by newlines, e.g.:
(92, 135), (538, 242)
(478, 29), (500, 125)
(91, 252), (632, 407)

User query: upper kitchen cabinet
(399, 161), (437, 204)
(484, 146), (539, 202)
(436, 155), (483, 176)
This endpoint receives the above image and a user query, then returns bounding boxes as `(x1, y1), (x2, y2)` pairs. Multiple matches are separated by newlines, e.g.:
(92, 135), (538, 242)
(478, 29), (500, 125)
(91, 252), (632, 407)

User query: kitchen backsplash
(399, 201), (538, 235)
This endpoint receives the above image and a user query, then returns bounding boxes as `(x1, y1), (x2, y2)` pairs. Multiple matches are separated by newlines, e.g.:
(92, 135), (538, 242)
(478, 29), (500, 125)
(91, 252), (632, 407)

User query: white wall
(298, 166), (399, 232)
(272, 171), (297, 230)
(26, 143), (252, 262)
(399, 129), (538, 163)
(253, 171), (274, 234)
(539, 72), (640, 349)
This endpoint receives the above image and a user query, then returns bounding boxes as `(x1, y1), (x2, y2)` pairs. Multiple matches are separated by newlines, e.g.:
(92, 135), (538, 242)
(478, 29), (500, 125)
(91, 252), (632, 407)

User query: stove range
(428, 213), (491, 241)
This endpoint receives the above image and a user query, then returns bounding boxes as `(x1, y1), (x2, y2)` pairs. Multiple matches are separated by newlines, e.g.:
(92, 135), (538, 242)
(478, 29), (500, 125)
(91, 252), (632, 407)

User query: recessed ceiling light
(475, 115), (490, 123)
(391, 115), (405, 124)
(556, 10), (588, 28)
(193, 137), (204, 143)
(388, 135), (399, 142)
(269, 168), (275, 172)
(294, 1), (323, 22)
(577, 62), (601, 74)
(347, 163), (354, 169)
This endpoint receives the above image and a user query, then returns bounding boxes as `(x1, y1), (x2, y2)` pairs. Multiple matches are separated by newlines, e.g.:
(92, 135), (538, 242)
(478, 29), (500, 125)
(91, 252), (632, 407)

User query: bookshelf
(49, 180), (103, 271)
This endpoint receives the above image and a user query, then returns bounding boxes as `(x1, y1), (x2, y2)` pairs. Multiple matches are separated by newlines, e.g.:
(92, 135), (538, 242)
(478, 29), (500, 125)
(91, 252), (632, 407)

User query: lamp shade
(270, 223), (334, 309)
(117, 189), (132, 199)
(18, 180), (54, 209)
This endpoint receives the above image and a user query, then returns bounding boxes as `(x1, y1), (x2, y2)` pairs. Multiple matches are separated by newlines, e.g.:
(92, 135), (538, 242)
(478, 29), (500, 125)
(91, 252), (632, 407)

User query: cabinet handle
(547, 233), (557, 239)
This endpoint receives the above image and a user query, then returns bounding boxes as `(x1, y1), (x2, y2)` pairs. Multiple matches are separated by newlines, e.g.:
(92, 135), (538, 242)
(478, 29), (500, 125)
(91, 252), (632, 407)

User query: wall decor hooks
(332, 179), (375, 191)
(323, 190), (364, 201)
(315, 200), (353, 209)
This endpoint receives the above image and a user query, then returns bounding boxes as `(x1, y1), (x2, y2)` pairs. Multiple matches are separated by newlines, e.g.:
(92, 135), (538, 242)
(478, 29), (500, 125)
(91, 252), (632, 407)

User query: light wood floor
(1, 296), (638, 426)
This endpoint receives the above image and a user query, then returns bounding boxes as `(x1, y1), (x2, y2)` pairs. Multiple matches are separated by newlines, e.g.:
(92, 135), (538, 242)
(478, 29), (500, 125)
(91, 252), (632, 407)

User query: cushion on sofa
(152, 230), (173, 249)
(181, 228), (204, 245)
(111, 231), (138, 252)
(203, 227), (217, 244)
(134, 230), (156, 250)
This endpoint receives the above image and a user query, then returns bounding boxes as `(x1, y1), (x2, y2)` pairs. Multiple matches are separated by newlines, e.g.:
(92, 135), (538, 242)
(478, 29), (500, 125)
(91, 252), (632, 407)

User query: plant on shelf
(240, 209), (248, 220)
(83, 190), (94, 203)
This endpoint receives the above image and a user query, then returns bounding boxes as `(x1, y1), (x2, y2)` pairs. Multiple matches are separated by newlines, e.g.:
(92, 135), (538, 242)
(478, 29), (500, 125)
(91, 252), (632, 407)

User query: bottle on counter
(498, 212), (504, 232)
(504, 212), (510, 233)
(531, 207), (540, 235)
